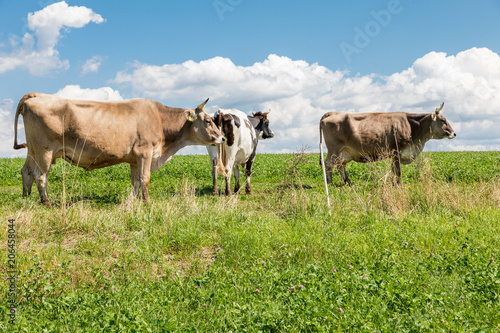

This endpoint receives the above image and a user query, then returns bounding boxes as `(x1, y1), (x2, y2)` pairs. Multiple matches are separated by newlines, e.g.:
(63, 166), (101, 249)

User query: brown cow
(319, 103), (456, 185)
(13, 93), (225, 205)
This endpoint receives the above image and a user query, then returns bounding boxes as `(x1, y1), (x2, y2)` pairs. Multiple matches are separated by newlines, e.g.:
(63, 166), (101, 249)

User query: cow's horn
(197, 98), (209, 110)
(435, 102), (444, 113)
(264, 109), (271, 114)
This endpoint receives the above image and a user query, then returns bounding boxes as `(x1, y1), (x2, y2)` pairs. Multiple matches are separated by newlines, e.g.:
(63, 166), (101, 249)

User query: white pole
(319, 125), (330, 207)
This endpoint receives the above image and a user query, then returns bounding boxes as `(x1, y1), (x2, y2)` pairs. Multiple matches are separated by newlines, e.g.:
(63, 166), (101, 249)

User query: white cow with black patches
(207, 109), (274, 195)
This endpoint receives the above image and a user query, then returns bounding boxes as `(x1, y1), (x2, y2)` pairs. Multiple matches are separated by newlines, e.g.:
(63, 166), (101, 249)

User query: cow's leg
(211, 156), (218, 196)
(391, 156), (402, 185)
(233, 165), (241, 194)
(337, 163), (352, 186)
(33, 151), (53, 206)
(325, 152), (334, 184)
(245, 156), (256, 194)
(137, 156), (152, 202)
(224, 151), (236, 196)
(21, 155), (36, 198)
(245, 167), (252, 194)
(130, 165), (141, 197)
(224, 167), (233, 196)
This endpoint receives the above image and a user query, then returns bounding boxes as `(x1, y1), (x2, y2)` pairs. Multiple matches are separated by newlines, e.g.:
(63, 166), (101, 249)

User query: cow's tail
(214, 111), (227, 177)
(13, 93), (36, 150)
(319, 119), (330, 207)
(218, 144), (227, 177)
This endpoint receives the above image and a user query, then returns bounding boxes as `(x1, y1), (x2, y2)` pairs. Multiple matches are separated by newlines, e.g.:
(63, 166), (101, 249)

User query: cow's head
(184, 98), (225, 145)
(430, 102), (456, 140)
(252, 110), (275, 140)
(212, 110), (241, 146)
(212, 110), (223, 129)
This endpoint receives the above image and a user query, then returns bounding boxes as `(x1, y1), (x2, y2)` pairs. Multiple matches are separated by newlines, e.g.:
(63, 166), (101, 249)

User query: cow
(13, 93), (225, 206)
(319, 103), (456, 186)
(207, 109), (274, 195)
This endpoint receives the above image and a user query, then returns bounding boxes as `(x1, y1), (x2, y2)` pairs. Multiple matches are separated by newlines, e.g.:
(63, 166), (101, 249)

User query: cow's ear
(215, 110), (223, 127)
(431, 111), (437, 121)
(185, 109), (197, 122)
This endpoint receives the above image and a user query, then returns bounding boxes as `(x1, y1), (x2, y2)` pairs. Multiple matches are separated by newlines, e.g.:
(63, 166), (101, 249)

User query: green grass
(1, 151), (500, 331)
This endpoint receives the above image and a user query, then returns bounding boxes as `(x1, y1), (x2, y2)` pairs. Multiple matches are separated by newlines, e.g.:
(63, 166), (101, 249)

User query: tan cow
(319, 103), (456, 185)
(13, 93), (225, 205)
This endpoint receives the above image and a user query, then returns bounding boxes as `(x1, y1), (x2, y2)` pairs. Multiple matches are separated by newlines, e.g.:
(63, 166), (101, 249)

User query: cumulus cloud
(114, 47), (500, 153)
(0, 1), (104, 76)
(81, 56), (104, 75)
(55, 85), (123, 101)
(3, 47), (500, 157)
(113, 55), (343, 106)
(0, 99), (24, 158)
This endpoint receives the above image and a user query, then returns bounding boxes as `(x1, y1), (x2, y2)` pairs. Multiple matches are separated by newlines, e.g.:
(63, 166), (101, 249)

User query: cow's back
(22, 94), (164, 169)
(321, 111), (412, 162)
(220, 109), (256, 165)
(320, 111), (352, 148)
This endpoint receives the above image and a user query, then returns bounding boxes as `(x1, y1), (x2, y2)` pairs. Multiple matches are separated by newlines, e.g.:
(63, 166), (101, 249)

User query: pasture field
(1, 151), (500, 332)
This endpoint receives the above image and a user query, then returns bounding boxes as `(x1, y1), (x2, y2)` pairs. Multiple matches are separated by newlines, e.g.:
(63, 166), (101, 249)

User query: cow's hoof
(41, 199), (52, 207)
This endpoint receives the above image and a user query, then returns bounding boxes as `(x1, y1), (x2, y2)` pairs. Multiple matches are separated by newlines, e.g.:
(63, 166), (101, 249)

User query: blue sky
(1, 0), (500, 156)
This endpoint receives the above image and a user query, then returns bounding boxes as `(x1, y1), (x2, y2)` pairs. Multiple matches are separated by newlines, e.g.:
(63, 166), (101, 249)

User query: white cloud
(113, 55), (345, 106)
(114, 47), (500, 153)
(55, 85), (123, 101)
(0, 99), (25, 158)
(3, 48), (500, 157)
(28, 1), (104, 53)
(81, 55), (104, 75)
(0, 1), (104, 76)
(450, 144), (499, 151)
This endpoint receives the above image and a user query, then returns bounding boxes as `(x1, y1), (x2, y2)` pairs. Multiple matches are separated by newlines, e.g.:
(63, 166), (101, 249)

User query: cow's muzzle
(448, 132), (456, 139)
(263, 130), (275, 140)
(212, 136), (226, 145)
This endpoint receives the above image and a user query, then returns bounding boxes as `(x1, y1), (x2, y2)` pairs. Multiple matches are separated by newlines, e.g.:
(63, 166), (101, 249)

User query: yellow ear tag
(188, 115), (193, 121)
